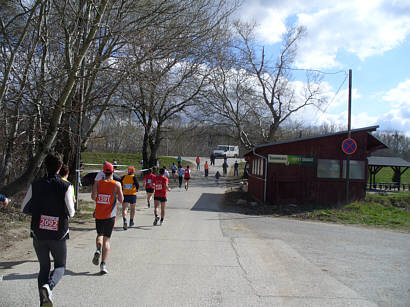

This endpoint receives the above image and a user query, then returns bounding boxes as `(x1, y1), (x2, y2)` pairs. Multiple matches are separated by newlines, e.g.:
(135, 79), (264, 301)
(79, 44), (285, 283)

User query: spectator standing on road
(112, 159), (118, 170)
(21, 153), (75, 306)
(170, 162), (177, 182)
(121, 167), (139, 230)
(204, 161), (209, 177)
(210, 153), (215, 166)
(234, 161), (239, 176)
(1, 193), (9, 208)
(177, 164), (185, 188)
(153, 168), (171, 226)
(196, 156), (200, 170)
(222, 161), (228, 176)
(184, 165), (191, 190)
(177, 155), (182, 165)
(91, 162), (124, 274)
(215, 171), (221, 184)
(143, 168), (156, 208)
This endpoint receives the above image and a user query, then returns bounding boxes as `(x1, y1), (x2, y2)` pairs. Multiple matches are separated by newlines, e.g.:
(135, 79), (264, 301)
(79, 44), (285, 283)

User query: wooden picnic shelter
(367, 156), (410, 191)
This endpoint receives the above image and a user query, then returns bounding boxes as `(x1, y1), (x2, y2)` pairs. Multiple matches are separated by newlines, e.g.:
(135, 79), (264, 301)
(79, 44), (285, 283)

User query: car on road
(213, 145), (239, 158)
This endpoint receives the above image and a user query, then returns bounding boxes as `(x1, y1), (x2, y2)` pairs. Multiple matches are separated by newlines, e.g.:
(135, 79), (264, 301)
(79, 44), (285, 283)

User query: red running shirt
(184, 169), (190, 179)
(154, 176), (168, 197)
(144, 173), (156, 189)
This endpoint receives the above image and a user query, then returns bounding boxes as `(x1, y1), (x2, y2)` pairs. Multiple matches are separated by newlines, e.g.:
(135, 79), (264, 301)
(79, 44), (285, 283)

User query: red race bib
(39, 215), (59, 231)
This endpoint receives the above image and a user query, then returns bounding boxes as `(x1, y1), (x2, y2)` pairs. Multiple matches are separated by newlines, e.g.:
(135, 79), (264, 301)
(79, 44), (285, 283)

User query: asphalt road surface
(0, 158), (408, 306)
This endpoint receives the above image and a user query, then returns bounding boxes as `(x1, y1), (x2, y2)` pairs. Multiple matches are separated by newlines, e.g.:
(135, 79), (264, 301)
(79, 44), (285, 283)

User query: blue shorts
(123, 195), (137, 204)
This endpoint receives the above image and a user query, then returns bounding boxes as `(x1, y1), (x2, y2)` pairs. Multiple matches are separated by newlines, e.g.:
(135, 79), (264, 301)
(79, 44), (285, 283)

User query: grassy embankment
(303, 192), (410, 231)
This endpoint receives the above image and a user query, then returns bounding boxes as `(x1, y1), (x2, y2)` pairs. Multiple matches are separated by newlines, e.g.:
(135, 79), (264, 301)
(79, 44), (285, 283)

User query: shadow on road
(2, 269), (100, 281)
(0, 260), (37, 270)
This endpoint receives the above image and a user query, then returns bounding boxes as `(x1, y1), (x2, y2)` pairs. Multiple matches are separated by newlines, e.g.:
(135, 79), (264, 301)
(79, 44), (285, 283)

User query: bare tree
(120, 0), (238, 168)
(199, 22), (328, 149)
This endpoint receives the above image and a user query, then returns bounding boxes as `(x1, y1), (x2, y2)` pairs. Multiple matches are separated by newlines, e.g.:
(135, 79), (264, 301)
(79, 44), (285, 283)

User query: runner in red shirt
(184, 165), (191, 191)
(153, 168), (171, 226)
(143, 168), (156, 208)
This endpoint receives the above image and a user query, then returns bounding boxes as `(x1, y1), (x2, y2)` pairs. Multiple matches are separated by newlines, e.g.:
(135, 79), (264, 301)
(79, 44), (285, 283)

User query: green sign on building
(268, 154), (314, 166)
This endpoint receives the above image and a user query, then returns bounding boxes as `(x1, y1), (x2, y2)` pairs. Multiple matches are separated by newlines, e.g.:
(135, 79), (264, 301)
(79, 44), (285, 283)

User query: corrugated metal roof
(368, 156), (410, 167)
(253, 125), (380, 149)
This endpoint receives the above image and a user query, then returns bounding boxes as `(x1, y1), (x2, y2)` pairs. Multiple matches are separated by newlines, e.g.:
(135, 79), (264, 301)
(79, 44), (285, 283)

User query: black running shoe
(123, 221), (128, 230)
(153, 216), (159, 226)
(92, 250), (101, 266)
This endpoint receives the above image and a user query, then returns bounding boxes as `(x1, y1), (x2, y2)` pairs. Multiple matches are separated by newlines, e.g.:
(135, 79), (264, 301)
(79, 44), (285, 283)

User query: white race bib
(39, 215), (59, 231)
(97, 194), (111, 204)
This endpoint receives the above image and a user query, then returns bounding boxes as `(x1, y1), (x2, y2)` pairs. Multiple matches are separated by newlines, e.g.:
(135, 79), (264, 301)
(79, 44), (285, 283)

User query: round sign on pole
(342, 138), (357, 155)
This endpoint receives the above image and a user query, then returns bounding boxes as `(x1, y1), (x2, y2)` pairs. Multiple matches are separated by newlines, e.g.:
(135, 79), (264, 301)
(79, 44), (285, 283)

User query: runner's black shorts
(95, 217), (115, 238)
(154, 196), (167, 202)
(184, 177), (190, 181)
(123, 195), (136, 204)
(146, 188), (154, 193)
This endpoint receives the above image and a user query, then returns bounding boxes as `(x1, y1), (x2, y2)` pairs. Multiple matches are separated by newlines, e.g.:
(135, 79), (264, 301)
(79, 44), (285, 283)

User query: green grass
(365, 191), (410, 209)
(368, 167), (410, 183)
(308, 202), (410, 231)
(305, 191), (410, 231)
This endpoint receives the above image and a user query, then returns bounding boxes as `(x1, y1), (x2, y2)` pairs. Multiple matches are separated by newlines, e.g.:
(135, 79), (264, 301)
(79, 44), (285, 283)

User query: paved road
(0, 161), (408, 306)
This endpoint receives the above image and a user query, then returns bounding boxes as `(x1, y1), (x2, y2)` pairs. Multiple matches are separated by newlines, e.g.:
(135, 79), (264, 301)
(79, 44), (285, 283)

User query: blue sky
(237, 0), (410, 135)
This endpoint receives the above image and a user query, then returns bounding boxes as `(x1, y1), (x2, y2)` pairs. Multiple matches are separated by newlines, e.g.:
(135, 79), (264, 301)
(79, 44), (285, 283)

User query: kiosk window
(317, 159), (340, 178)
(343, 160), (365, 179)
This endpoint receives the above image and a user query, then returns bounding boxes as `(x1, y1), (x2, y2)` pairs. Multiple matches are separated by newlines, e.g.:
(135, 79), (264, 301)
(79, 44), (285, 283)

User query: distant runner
(177, 164), (185, 188)
(91, 162), (124, 274)
(184, 165), (191, 190)
(234, 161), (239, 176)
(204, 161), (209, 177)
(170, 162), (177, 182)
(153, 168), (171, 226)
(121, 167), (139, 230)
(196, 156), (200, 170)
(143, 168), (156, 208)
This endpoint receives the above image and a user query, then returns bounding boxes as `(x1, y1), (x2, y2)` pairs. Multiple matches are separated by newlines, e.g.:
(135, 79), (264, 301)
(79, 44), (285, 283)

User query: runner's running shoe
(92, 250), (101, 266)
(160, 219), (164, 226)
(123, 221), (128, 230)
(153, 216), (159, 226)
(40, 284), (53, 307)
(129, 220), (134, 227)
(100, 263), (108, 274)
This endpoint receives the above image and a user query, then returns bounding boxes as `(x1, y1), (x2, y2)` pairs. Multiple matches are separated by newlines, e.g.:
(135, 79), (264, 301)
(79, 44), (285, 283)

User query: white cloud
(238, 0), (410, 69)
(377, 79), (410, 134)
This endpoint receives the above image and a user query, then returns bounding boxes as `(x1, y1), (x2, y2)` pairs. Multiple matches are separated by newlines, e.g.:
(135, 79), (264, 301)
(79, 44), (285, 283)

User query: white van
(213, 145), (239, 158)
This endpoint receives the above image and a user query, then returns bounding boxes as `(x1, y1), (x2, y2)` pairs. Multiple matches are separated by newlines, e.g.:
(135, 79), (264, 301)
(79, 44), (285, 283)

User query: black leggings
(33, 238), (67, 292)
(178, 176), (183, 187)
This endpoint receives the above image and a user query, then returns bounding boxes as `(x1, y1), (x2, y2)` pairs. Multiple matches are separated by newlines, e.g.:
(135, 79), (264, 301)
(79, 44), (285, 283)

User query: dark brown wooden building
(244, 126), (387, 205)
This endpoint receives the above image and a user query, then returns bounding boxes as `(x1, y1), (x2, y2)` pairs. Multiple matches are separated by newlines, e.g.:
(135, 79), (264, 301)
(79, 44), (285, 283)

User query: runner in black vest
(22, 153), (75, 307)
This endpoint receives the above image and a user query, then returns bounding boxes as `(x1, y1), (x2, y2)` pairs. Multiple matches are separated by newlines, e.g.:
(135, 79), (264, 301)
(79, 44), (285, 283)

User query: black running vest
(30, 175), (71, 240)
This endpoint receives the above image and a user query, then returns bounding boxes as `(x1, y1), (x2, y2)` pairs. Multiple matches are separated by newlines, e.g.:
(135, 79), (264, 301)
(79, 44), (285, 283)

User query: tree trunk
(0, 0), (110, 196)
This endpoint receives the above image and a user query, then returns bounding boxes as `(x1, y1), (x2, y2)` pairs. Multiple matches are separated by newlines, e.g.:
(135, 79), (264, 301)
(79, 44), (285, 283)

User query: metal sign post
(346, 69), (352, 203)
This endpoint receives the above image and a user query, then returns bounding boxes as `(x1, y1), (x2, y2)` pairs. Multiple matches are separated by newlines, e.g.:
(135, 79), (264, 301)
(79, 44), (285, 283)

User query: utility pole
(346, 69), (352, 203)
